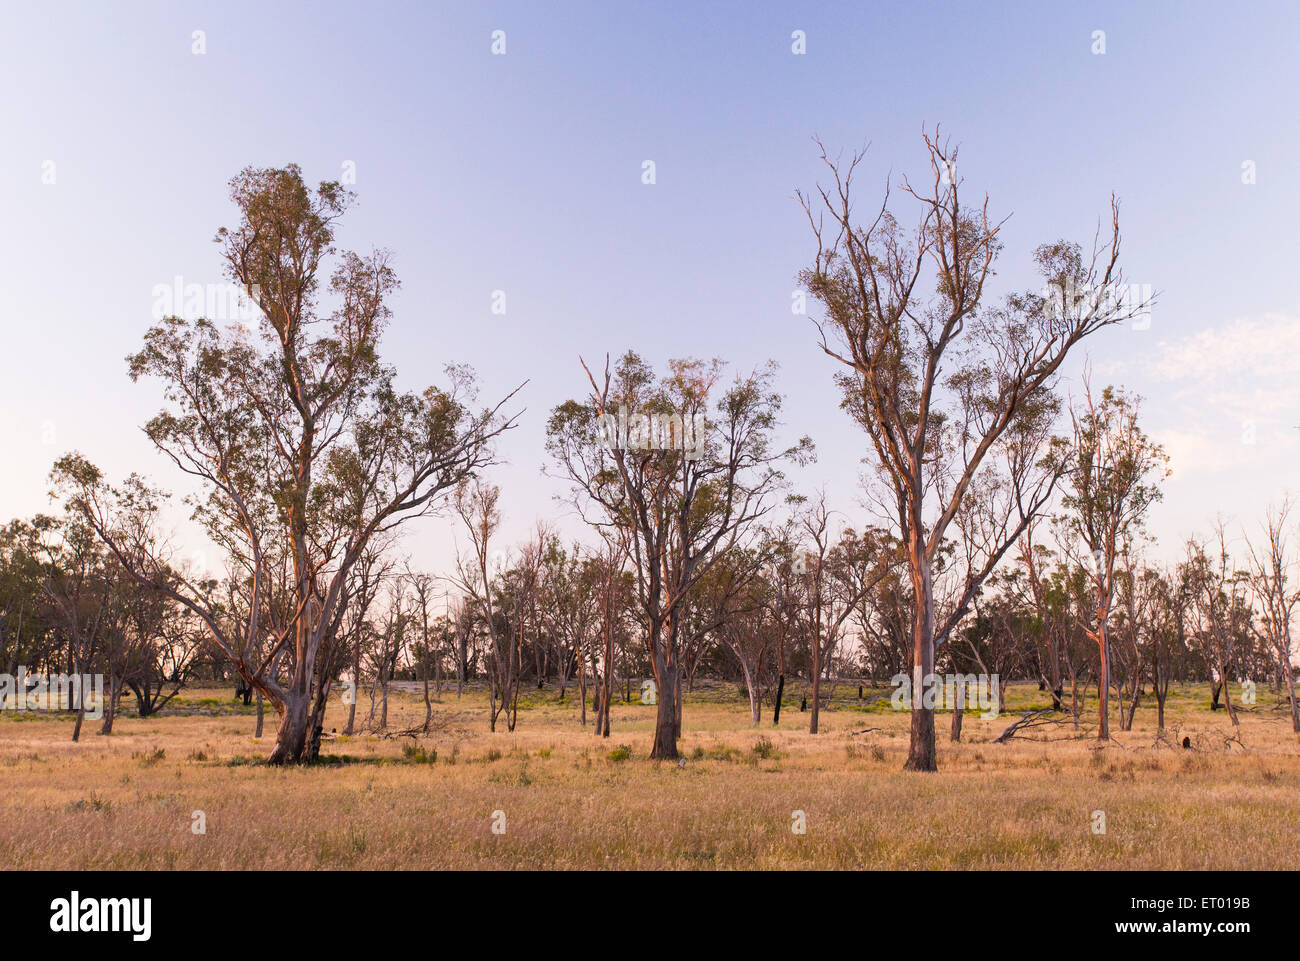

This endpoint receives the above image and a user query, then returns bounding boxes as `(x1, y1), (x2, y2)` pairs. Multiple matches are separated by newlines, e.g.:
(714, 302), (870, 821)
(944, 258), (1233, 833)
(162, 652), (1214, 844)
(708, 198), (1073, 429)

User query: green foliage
(401, 743), (437, 765)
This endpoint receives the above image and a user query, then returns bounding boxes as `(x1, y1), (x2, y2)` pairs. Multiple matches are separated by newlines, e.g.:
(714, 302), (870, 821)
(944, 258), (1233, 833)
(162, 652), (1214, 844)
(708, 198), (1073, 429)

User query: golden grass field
(2, 680), (1298, 870)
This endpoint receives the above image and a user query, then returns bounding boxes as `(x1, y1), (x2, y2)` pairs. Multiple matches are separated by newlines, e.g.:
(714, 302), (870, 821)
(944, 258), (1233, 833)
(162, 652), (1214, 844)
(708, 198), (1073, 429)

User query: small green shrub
(402, 743), (437, 764)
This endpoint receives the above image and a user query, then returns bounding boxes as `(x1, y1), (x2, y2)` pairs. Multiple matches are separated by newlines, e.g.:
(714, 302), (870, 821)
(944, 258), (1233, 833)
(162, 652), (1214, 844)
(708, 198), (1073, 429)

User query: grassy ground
(1, 679), (1298, 869)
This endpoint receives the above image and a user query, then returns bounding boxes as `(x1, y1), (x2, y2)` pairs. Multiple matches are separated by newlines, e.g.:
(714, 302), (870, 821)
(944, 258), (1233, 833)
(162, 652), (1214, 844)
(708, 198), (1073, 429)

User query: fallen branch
(995, 710), (1064, 743)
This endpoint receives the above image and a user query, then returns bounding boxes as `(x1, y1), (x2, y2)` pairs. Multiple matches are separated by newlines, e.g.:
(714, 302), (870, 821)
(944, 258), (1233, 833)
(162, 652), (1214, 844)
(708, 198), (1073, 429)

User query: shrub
(751, 736), (777, 760)
(402, 743), (437, 765)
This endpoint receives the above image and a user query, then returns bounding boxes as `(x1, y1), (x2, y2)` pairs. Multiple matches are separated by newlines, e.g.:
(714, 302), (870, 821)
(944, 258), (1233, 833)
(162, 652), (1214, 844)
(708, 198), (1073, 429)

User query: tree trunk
(422, 661), (432, 731)
(810, 637), (822, 734)
(773, 673), (784, 725)
(1097, 629), (1110, 741)
(1122, 672), (1140, 731)
(602, 614), (615, 737)
(578, 658), (587, 727)
(742, 662), (761, 725)
(434, 640), (442, 702)
(673, 670), (682, 738)
(904, 552), (937, 771)
(1286, 661), (1299, 734)
(267, 693), (310, 765)
(649, 659), (679, 760)
(1220, 672), (1240, 726)
(99, 674), (120, 735)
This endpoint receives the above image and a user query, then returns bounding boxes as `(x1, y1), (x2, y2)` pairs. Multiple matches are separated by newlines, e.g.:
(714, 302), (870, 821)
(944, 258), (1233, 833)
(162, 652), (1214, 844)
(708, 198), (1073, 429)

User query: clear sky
(1, 0), (1297, 575)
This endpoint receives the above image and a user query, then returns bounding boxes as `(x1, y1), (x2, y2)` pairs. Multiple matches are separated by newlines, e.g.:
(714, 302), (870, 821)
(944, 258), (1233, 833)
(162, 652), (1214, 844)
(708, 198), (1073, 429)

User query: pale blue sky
(1, 0), (1297, 573)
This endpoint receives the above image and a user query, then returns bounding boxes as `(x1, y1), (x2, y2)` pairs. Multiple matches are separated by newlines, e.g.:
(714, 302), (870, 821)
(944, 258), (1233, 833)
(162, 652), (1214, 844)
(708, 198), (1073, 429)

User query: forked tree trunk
(99, 674), (121, 735)
(69, 659), (87, 742)
(1122, 669), (1140, 731)
(1218, 669), (1240, 726)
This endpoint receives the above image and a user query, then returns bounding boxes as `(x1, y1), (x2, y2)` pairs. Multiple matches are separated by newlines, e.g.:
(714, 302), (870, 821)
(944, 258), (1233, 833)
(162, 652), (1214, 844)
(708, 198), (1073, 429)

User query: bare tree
(1184, 529), (1251, 727)
(798, 496), (897, 733)
(453, 479), (520, 732)
(799, 130), (1139, 769)
(405, 564), (441, 730)
(1244, 500), (1300, 732)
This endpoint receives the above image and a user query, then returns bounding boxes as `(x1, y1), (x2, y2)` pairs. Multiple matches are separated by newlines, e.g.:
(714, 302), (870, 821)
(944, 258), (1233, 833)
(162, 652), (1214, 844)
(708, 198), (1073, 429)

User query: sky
(1, 0), (1297, 579)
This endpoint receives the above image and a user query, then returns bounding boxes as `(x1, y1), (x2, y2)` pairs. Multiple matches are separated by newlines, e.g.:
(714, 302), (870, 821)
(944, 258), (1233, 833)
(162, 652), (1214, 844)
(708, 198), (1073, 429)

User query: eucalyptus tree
(547, 352), (809, 759)
(799, 130), (1138, 769)
(404, 563), (442, 726)
(715, 564), (778, 725)
(452, 479), (518, 732)
(58, 165), (519, 763)
(126, 601), (202, 718)
(538, 540), (601, 707)
(1060, 381), (1167, 740)
(22, 504), (124, 741)
(798, 496), (899, 734)
(0, 521), (57, 679)
(1244, 501), (1300, 732)
(1183, 530), (1252, 727)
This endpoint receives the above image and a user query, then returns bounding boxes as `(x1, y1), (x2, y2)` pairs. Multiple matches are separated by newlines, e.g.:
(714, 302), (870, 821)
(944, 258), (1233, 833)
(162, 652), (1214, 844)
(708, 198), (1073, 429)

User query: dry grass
(2, 680), (1298, 869)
